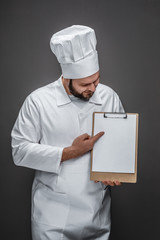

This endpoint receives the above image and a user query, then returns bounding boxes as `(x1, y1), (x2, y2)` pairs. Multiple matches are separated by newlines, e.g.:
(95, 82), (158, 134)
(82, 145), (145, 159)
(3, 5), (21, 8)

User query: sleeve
(11, 95), (63, 174)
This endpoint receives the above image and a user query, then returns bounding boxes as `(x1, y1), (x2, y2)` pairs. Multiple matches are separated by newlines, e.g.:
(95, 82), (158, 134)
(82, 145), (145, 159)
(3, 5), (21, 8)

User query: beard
(69, 79), (94, 101)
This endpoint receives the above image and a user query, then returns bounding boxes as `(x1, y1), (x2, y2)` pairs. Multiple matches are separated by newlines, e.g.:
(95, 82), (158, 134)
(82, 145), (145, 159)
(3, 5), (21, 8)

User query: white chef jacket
(11, 75), (124, 240)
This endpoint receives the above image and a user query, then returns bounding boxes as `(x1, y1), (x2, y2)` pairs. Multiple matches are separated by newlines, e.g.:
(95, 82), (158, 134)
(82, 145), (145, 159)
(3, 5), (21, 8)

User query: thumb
(80, 133), (90, 140)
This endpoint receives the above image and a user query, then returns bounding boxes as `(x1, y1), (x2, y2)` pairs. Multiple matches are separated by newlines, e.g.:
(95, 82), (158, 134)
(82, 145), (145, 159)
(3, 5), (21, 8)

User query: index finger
(91, 131), (105, 143)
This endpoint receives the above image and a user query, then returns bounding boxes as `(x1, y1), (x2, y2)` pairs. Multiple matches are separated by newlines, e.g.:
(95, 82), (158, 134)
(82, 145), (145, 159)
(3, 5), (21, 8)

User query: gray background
(1, 0), (160, 239)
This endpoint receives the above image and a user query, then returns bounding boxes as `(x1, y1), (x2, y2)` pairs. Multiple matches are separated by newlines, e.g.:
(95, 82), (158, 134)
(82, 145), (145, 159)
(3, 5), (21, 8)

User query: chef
(11, 25), (124, 240)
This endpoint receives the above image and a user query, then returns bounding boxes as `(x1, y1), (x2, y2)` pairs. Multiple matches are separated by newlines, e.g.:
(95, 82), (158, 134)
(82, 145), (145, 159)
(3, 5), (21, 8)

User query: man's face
(68, 71), (100, 101)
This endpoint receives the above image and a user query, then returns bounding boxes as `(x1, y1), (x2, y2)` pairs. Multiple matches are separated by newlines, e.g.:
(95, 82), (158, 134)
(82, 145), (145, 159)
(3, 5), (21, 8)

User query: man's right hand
(61, 132), (104, 162)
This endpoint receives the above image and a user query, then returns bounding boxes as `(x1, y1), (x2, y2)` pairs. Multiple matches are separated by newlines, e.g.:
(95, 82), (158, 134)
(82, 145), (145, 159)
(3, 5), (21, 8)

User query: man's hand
(61, 132), (104, 162)
(95, 180), (121, 186)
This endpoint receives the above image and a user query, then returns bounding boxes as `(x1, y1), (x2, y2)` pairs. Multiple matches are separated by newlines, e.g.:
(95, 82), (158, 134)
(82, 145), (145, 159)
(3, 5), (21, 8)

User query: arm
(11, 95), (104, 173)
(11, 95), (63, 174)
(61, 132), (105, 162)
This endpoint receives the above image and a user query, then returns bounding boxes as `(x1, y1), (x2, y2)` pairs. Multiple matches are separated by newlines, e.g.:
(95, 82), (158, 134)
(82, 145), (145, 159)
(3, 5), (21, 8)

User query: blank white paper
(92, 114), (136, 173)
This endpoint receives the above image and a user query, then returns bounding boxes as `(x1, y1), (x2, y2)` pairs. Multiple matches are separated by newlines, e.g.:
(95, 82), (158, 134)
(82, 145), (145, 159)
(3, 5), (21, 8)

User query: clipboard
(90, 112), (139, 183)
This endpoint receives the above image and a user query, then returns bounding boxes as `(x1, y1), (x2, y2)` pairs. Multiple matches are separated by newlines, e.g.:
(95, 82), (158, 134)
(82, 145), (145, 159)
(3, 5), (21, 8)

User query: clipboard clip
(104, 113), (127, 119)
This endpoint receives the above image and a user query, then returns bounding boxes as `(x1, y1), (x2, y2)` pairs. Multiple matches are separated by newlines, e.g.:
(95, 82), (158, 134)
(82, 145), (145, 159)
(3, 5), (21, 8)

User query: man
(11, 25), (124, 240)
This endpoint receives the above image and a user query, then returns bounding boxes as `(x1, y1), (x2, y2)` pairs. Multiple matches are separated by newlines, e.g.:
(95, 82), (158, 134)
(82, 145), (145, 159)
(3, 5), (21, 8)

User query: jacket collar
(55, 75), (71, 106)
(55, 75), (102, 106)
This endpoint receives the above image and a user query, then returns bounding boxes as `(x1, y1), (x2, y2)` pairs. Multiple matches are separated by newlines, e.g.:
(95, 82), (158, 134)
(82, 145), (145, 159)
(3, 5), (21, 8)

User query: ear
(62, 76), (71, 94)
(62, 76), (69, 83)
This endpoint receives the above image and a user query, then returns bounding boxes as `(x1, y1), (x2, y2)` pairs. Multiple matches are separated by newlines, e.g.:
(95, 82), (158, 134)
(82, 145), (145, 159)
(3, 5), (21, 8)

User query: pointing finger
(91, 131), (105, 143)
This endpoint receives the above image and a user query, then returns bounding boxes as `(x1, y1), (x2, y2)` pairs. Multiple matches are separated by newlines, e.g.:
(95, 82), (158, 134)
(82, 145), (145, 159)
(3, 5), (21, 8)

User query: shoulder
(25, 80), (58, 104)
(31, 81), (57, 99)
(97, 83), (124, 112)
(97, 83), (120, 99)
(20, 80), (59, 113)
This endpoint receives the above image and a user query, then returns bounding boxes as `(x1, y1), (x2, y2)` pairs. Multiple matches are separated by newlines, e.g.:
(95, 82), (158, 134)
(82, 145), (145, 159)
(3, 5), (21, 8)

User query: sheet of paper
(92, 114), (136, 173)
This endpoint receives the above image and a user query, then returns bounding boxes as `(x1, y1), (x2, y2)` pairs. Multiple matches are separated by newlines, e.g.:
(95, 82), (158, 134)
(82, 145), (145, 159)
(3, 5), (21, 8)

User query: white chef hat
(50, 25), (99, 79)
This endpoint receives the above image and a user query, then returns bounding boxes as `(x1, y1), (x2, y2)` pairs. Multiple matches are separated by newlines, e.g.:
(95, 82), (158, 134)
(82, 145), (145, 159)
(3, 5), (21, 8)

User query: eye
(82, 83), (90, 87)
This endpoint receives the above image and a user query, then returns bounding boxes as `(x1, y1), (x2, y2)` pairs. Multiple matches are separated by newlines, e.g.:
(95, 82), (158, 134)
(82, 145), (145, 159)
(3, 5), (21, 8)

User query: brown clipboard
(90, 112), (139, 183)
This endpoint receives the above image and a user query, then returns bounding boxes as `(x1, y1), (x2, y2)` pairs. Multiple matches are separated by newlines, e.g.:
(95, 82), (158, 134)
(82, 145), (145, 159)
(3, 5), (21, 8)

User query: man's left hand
(95, 180), (121, 186)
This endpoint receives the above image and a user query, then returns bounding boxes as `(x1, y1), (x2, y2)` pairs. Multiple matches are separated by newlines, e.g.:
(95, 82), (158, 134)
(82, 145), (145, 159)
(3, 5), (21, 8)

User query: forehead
(74, 71), (100, 84)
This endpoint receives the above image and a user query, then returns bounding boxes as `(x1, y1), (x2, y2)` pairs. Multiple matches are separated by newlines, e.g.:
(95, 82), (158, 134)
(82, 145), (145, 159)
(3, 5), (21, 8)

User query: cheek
(72, 83), (83, 93)
(82, 88), (89, 93)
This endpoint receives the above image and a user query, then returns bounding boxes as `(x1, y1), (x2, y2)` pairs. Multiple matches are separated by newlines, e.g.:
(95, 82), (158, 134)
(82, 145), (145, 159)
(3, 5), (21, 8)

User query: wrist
(61, 146), (76, 162)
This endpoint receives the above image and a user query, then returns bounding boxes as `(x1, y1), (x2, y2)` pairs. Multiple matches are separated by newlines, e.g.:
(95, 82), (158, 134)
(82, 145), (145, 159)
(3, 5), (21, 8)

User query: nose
(88, 83), (96, 92)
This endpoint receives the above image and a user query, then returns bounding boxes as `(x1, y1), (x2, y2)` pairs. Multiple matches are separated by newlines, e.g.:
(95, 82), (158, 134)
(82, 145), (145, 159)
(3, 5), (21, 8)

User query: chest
(38, 93), (116, 146)
(39, 101), (98, 146)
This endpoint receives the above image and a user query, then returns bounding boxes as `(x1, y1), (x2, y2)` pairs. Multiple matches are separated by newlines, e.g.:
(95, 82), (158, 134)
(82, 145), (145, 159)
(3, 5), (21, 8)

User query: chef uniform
(11, 25), (124, 240)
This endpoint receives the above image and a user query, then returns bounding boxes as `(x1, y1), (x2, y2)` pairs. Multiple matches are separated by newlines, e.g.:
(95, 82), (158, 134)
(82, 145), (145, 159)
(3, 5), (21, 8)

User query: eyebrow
(81, 75), (100, 85)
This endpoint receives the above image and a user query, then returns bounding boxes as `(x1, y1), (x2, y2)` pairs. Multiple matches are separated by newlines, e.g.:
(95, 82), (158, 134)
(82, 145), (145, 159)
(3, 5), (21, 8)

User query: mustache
(83, 91), (94, 95)
(84, 90), (94, 93)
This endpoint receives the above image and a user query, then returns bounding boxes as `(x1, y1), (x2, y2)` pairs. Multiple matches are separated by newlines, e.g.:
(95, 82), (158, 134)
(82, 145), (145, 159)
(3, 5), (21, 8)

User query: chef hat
(50, 25), (99, 79)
